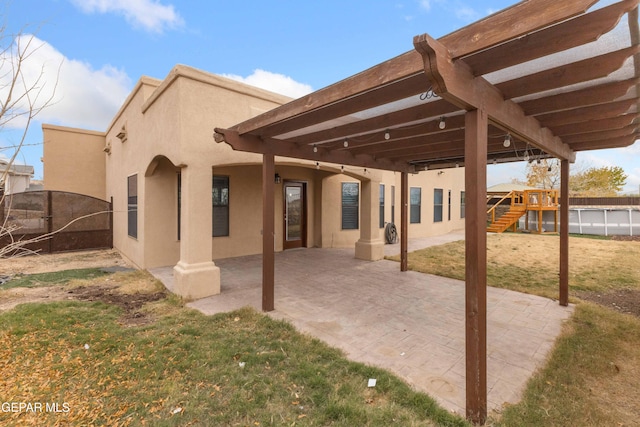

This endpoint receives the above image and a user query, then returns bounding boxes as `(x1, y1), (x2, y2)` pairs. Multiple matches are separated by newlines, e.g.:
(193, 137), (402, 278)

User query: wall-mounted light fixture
(384, 130), (391, 140)
(274, 173), (281, 184)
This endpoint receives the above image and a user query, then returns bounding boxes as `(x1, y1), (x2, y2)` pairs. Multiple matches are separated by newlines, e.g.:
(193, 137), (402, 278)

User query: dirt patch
(576, 288), (640, 318)
(68, 284), (166, 326)
(0, 249), (168, 326)
(0, 282), (167, 326)
(611, 235), (640, 242)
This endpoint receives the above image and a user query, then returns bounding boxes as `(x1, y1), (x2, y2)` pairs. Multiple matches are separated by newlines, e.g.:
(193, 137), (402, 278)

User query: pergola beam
(562, 125), (638, 144)
(551, 114), (639, 136)
(230, 0), (598, 138)
(464, 0), (639, 75)
(317, 115), (467, 152)
(536, 98), (637, 127)
(214, 128), (415, 173)
(413, 34), (576, 161)
(519, 78), (640, 116)
(257, 74), (428, 138)
(570, 134), (639, 150)
(284, 101), (460, 146)
(496, 46), (640, 100)
(346, 129), (466, 156)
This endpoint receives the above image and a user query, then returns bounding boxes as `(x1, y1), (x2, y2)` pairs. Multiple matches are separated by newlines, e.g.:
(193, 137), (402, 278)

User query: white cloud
(69, 0), (184, 33)
(0, 34), (131, 131)
(419, 0), (432, 11)
(622, 139), (640, 155)
(455, 6), (481, 22)
(222, 69), (313, 99)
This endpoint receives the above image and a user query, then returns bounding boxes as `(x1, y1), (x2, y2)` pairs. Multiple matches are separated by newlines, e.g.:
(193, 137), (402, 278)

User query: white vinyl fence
(520, 208), (640, 236)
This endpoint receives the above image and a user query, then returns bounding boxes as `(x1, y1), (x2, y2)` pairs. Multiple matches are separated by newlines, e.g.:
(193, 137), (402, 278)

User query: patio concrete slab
(183, 236), (574, 416)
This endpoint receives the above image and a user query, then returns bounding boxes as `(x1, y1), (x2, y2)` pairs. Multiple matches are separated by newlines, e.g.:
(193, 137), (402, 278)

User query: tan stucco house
(42, 65), (465, 299)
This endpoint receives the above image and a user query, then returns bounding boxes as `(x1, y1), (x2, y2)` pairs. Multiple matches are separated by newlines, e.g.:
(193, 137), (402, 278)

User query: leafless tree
(1, 17), (60, 257)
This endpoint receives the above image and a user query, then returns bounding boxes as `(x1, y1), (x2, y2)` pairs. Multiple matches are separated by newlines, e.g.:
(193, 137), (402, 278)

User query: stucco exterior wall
(42, 124), (106, 200)
(42, 64), (466, 276)
(404, 169), (467, 237)
(101, 68), (294, 269)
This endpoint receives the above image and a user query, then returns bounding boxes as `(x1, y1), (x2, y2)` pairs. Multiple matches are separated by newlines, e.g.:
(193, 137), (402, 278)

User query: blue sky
(2, 0), (639, 194)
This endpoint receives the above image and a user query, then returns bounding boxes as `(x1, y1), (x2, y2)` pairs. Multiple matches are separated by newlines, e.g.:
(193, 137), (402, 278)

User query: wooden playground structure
(487, 189), (559, 233)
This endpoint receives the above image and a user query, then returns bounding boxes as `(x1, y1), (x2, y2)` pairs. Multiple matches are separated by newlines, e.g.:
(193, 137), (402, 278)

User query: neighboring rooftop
(0, 160), (34, 176)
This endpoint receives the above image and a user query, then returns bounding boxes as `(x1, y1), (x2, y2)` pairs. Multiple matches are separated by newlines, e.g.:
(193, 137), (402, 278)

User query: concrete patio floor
(153, 232), (574, 416)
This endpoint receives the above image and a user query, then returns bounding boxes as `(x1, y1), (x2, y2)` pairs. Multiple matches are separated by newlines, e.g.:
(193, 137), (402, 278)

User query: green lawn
(0, 270), (468, 427)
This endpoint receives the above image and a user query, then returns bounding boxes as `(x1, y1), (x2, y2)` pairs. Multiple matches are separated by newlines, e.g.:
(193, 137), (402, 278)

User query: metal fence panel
(1, 191), (112, 255)
(519, 208), (640, 236)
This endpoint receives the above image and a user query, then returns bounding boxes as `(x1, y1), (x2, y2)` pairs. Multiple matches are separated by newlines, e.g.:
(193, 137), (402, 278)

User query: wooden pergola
(214, 0), (640, 423)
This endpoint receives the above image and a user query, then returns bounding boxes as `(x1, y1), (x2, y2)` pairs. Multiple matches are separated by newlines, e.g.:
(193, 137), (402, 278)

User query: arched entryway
(143, 155), (181, 269)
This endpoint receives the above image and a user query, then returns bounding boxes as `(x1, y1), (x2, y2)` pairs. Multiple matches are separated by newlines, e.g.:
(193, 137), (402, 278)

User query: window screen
(127, 174), (138, 238)
(410, 187), (421, 224)
(342, 182), (359, 230)
(212, 176), (229, 237)
(434, 188), (443, 223)
(379, 184), (385, 228)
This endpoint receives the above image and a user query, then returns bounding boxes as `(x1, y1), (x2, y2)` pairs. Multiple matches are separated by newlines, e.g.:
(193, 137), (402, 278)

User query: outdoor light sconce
(274, 173), (281, 184)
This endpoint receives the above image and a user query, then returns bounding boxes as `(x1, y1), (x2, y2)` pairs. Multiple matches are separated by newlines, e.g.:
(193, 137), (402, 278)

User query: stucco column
(173, 163), (220, 299)
(355, 178), (384, 260)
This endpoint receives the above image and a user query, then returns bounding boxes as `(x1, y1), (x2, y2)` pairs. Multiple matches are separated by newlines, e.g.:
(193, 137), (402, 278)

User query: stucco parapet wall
(141, 64), (293, 115)
(106, 76), (162, 134)
(42, 123), (106, 137)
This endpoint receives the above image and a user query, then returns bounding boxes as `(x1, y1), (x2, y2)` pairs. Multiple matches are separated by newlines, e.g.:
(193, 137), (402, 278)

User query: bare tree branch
(1, 17), (61, 258)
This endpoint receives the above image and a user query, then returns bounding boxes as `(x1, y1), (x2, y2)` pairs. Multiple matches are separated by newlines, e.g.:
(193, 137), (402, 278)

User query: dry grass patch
(389, 233), (640, 300)
(0, 249), (128, 276)
(494, 303), (640, 426)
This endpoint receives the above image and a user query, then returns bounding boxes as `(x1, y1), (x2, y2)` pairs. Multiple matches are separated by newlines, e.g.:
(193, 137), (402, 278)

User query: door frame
(282, 180), (307, 250)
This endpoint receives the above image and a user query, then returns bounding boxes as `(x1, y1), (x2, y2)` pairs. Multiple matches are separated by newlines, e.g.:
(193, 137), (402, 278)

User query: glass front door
(283, 182), (306, 249)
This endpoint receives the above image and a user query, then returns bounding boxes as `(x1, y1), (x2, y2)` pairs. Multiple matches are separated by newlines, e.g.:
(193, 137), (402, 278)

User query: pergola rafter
(213, 1), (640, 423)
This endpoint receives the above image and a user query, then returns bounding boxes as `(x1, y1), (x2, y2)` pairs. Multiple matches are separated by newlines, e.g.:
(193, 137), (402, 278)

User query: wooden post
(538, 209), (543, 234)
(464, 109), (487, 425)
(400, 171), (409, 272)
(47, 191), (53, 253)
(559, 160), (570, 307)
(262, 151), (275, 311)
